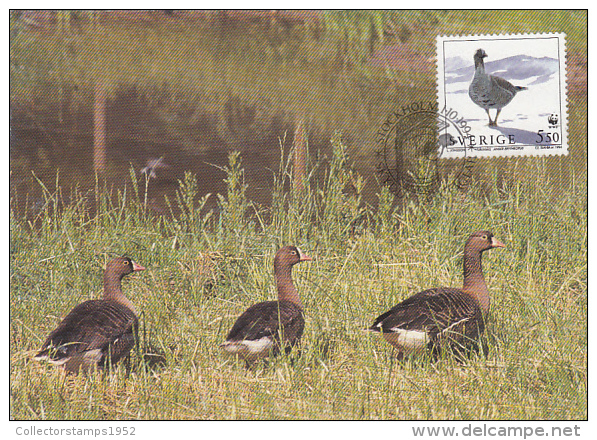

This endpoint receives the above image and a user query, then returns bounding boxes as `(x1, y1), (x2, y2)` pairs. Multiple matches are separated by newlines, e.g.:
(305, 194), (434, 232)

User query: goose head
(465, 231), (505, 254)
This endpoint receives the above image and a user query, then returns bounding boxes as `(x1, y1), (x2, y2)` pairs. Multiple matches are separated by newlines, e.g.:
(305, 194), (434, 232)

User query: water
(10, 12), (584, 219)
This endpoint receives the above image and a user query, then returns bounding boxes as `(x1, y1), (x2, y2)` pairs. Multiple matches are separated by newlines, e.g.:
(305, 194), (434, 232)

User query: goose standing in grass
(140, 156), (168, 179)
(221, 246), (311, 365)
(368, 231), (505, 360)
(34, 257), (145, 373)
(469, 49), (527, 126)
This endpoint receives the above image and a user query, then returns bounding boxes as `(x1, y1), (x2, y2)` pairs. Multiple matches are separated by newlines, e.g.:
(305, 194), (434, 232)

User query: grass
(9, 134), (587, 420)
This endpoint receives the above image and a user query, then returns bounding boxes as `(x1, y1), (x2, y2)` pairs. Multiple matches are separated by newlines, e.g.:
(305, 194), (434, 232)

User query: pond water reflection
(10, 11), (584, 219)
(11, 12), (435, 217)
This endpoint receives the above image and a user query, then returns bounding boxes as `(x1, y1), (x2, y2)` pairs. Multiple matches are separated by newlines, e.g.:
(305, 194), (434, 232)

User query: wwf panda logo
(548, 114), (558, 126)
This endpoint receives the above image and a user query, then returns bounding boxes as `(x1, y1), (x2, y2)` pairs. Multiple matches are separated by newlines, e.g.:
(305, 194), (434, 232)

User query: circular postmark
(376, 100), (476, 197)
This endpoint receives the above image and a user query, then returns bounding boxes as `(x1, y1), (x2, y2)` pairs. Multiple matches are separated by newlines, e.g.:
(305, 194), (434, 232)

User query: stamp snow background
(441, 36), (565, 149)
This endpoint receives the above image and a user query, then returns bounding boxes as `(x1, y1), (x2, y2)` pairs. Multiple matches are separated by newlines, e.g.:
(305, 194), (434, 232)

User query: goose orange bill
(132, 261), (146, 271)
(298, 250), (312, 262)
(491, 237), (506, 248)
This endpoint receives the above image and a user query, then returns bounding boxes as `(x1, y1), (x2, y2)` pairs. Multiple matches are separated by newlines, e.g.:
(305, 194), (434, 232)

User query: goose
(34, 257), (145, 373)
(368, 231), (505, 360)
(141, 157), (169, 179)
(468, 49), (527, 126)
(220, 246), (311, 365)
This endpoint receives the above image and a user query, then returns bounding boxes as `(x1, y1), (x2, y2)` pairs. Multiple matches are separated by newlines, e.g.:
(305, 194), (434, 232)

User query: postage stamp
(436, 33), (568, 158)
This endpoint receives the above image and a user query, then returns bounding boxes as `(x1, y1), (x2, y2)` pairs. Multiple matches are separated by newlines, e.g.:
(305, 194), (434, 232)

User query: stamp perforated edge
(435, 32), (568, 159)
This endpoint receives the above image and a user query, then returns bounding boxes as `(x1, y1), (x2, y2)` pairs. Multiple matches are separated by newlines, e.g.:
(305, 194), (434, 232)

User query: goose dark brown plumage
(34, 257), (145, 373)
(220, 246), (311, 364)
(368, 231), (505, 359)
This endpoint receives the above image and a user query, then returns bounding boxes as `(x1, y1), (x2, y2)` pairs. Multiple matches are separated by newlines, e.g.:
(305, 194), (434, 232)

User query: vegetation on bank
(10, 136), (587, 419)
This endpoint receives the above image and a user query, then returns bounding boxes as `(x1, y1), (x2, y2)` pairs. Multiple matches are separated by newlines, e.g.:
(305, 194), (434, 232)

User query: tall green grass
(10, 137), (586, 420)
